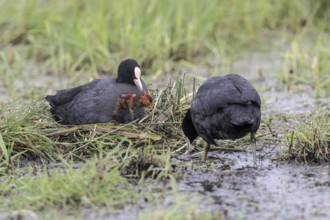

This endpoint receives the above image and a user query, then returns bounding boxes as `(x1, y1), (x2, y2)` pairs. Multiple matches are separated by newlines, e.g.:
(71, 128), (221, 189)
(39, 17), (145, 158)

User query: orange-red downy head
(140, 92), (153, 107)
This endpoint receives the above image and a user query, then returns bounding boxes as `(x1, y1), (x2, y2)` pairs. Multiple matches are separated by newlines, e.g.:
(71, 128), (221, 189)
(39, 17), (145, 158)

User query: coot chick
(46, 59), (149, 125)
(112, 94), (136, 123)
(139, 92), (153, 108)
(182, 74), (261, 162)
(133, 92), (153, 120)
(112, 92), (153, 123)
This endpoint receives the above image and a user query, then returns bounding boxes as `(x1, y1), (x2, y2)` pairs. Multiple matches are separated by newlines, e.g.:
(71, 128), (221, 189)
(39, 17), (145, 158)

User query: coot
(182, 74), (261, 162)
(113, 92), (153, 123)
(46, 59), (149, 125)
(133, 92), (153, 120)
(112, 94), (136, 123)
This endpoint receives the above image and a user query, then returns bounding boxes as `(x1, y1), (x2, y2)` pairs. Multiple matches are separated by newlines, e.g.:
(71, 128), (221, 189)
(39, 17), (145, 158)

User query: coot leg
(201, 143), (210, 161)
(250, 132), (257, 164)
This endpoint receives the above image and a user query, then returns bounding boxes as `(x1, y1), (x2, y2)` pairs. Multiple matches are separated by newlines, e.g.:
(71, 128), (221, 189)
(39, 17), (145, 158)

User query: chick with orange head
(133, 92), (153, 120)
(112, 93), (136, 123)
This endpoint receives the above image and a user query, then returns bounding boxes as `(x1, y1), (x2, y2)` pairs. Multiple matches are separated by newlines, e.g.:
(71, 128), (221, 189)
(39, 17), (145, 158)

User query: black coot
(46, 59), (149, 125)
(182, 74), (261, 162)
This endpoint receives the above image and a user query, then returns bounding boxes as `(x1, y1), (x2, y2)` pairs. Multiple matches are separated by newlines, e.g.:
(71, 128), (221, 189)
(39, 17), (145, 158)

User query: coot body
(46, 59), (149, 125)
(182, 74), (261, 161)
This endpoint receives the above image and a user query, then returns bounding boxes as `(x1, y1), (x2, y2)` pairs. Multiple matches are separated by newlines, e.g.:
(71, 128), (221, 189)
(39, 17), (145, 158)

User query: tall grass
(1, 0), (329, 102)
(280, 36), (330, 96)
(1, 0), (329, 75)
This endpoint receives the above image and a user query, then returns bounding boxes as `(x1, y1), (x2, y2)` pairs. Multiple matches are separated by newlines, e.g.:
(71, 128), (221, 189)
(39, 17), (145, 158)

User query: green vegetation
(0, 160), (136, 211)
(286, 108), (330, 163)
(1, 0), (330, 102)
(280, 38), (330, 97)
(1, 0), (328, 72)
(0, 0), (330, 219)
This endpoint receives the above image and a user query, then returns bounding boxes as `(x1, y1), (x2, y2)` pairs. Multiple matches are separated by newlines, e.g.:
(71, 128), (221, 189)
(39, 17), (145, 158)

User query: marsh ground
(1, 1), (330, 219)
(91, 51), (330, 220)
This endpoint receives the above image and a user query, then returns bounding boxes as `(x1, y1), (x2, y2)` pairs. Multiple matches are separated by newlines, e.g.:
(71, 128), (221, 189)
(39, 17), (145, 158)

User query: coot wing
(46, 79), (101, 107)
(51, 78), (118, 124)
(192, 74), (260, 116)
(190, 74), (260, 143)
(226, 74), (261, 106)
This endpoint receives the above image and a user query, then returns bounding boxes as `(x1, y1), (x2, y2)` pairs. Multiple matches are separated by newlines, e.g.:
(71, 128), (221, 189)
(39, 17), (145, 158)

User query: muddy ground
(104, 52), (330, 220)
(1, 51), (329, 220)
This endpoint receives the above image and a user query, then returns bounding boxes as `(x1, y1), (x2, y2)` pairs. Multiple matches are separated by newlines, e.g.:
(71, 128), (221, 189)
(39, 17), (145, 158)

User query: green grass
(280, 36), (330, 97)
(4, 0), (327, 72)
(0, 159), (136, 211)
(286, 107), (330, 163)
(1, 0), (330, 102)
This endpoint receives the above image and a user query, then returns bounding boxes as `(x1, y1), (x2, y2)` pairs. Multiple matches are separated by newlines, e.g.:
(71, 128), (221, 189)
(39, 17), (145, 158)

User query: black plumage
(182, 74), (261, 162)
(46, 59), (149, 125)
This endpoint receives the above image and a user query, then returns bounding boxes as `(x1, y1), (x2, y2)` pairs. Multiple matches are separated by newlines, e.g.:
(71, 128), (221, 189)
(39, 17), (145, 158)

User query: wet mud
(107, 52), (330, 220)
(174, 154), (330, 220)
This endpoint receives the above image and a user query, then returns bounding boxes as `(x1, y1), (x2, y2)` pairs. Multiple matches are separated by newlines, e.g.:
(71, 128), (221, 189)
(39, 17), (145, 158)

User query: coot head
(116, 59), (144, 91)
(182, 108), (199, 145)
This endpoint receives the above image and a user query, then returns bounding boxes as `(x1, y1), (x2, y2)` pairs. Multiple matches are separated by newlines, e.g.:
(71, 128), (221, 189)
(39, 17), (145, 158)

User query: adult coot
(182, 74), (261, 162)
(46, 59), (149, 125)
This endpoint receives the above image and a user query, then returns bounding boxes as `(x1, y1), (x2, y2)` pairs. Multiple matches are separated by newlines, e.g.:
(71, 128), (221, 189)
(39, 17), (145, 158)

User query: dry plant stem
(201, 144), (211, 161)
(250, 132), (257, 165)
